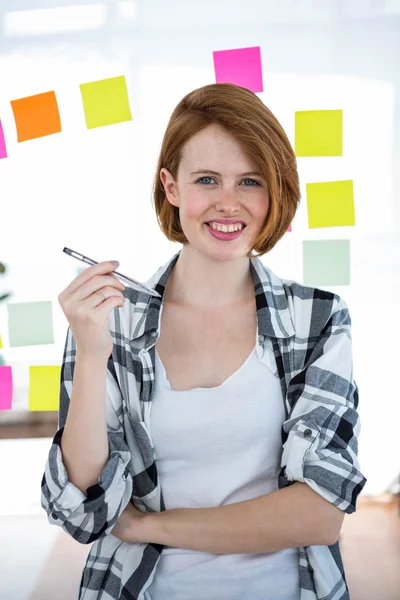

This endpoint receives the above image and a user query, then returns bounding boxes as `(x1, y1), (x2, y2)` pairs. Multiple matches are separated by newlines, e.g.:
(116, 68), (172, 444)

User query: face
(160, 124), (270, 261)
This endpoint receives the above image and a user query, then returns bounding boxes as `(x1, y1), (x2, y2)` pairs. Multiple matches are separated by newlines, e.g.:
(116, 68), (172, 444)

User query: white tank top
(145, 338), (300, 600)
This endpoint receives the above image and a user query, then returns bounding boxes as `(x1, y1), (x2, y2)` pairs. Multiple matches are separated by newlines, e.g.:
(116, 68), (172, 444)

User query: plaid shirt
(41, 249), (367, 600)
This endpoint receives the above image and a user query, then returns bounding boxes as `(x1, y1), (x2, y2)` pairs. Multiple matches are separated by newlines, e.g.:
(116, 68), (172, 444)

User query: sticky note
(80, 75), (132, 129)
(287, 225), (292, 232)
(0, 120), (7, 159)
(8, 301), (54, 347)
(10, 91), (61, 142)
(306, 180), (355, 228)
(28, 365), (61, 411)
(0, 366), (13, 410)
(213, 46), (263, 93)
(295, 110), (342, 156)
(303, 240), (350, 286)
(0, 334), (3, 349)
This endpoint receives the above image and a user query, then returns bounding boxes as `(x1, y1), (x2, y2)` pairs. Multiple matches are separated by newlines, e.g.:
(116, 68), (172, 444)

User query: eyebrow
(190, 169), (262, 177)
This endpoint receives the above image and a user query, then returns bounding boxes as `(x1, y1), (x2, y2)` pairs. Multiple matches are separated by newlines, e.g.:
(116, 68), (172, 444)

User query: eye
(242, 178), (261, 186)
(196, 176), (215, 185)
(196, 177), (261, 186)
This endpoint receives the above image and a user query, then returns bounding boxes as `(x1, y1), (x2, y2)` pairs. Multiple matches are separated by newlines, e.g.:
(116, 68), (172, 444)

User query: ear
(160, 168), (179, 208)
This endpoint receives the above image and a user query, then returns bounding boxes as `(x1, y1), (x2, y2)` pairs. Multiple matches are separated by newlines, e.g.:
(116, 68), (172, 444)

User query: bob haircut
(152, 83), (300, 258)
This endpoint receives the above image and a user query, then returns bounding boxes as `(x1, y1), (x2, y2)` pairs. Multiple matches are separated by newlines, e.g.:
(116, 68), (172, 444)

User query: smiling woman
(40, 82), (366, 600)
(157, 122), (273, 306)
(152, 83), (300, 260)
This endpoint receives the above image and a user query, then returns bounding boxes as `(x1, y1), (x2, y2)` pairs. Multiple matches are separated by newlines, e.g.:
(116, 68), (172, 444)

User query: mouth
(204, 222), (247, 240)
(205, 222), (247, 229)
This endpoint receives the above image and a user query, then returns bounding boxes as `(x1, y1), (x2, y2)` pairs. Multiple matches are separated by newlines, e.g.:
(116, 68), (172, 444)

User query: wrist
(139, 512), (160, 545)
(75, 351), (109, 367)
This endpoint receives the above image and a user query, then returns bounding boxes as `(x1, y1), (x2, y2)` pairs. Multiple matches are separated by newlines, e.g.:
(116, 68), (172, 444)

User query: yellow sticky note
(80, 75), (132, 129)
(295, 110), (342, 156)
(306, 180), (355, 228)
(28, 365), (61, 411)
(0, 334), (3, 349)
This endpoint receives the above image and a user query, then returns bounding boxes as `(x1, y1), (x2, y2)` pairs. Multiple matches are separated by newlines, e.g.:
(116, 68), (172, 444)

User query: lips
(205, 222), (247, 229)
(205, 222), (246, 240)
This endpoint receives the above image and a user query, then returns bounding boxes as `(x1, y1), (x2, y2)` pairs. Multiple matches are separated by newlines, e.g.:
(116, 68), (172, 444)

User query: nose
(214, 189), (243, 213)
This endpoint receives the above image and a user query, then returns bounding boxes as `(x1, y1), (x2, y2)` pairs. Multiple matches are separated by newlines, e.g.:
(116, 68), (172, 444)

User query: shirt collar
(129, 250), (295, 342)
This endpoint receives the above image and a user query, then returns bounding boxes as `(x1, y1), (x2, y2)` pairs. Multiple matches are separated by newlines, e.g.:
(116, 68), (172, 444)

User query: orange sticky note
(11, 91), (61, 142)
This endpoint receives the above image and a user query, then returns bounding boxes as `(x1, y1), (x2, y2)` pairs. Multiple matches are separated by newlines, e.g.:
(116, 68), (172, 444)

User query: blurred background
(0, 0), (400, 598)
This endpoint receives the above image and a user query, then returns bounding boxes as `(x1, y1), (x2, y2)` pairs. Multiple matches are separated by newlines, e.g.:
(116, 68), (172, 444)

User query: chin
(204, 246), (251, 262)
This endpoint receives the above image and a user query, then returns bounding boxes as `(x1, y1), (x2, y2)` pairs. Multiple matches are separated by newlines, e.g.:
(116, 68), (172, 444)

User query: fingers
(61, 261), (120, 298)
(76, 275), (126, 304)
(94, 294), (126, 319)
(86, 284), (126, 310)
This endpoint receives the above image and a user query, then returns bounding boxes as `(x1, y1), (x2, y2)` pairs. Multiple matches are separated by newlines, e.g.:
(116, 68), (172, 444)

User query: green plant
(0, 261), (12, 366)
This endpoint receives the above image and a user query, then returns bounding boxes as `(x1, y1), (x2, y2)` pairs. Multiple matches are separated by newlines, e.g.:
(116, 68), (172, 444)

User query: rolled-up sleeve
(279, 296), (367, 514)
(40, 327), (133, 544)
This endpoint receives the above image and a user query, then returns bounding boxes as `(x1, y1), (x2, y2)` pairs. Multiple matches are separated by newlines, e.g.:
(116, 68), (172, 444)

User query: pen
(63, 247), (162, 299)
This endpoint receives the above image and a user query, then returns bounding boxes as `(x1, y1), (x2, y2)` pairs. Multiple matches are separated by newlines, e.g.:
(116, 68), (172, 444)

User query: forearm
(140, 482), (338, 554)
(61, 353), (109, 494)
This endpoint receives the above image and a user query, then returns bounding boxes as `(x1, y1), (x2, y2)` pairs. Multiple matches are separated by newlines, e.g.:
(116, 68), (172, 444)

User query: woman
(41, 83), (367, 600)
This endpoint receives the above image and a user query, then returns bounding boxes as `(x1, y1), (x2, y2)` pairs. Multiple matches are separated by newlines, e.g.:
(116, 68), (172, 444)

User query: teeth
(208, 222), (244, 232)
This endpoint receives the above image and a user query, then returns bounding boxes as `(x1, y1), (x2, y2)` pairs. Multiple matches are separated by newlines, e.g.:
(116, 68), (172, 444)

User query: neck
(165, 246), (254, 309)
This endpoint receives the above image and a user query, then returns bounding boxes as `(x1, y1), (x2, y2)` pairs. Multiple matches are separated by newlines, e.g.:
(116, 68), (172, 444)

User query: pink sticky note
(0, 120), (7, 159)
(213, 46), (263, 93)
(0, 366), (13, 410)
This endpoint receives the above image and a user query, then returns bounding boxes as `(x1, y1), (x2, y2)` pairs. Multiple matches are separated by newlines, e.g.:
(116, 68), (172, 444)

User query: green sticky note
(80, 75), (132, 129)
(295, 110), (342, 156)
(303, 240), (350, 286)
(29, 365), (61, 411)
(306, 180), (355, 228)
(8, 301), (54, 347)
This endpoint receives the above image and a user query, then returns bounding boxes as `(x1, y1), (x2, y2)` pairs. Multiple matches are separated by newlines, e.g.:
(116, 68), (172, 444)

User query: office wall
(1, 0), (400, 498)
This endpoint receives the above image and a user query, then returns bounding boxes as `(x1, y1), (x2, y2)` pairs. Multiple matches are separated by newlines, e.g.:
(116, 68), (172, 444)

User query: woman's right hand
(58, 260), (126, 361)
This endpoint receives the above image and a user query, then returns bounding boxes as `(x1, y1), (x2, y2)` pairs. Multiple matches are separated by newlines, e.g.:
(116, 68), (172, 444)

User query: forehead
(180, 125), (255, 169)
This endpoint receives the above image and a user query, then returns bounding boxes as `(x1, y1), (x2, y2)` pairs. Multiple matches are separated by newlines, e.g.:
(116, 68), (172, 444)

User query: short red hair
(152, 83), (300, 257)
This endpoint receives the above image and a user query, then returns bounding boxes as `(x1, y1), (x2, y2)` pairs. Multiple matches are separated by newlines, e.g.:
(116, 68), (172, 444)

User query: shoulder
(254, 257), (347, 338)
(282, 276), (349, 338)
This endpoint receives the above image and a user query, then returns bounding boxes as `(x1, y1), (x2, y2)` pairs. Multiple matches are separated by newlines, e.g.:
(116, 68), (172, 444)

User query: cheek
(184, 207), (203, 220)
(180, 193), (207, 220)
(253, 197), (269, 219)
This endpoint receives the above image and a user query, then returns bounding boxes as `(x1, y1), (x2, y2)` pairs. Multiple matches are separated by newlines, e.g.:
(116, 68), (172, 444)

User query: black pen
(63, 247), (162, 299)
